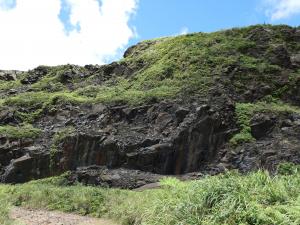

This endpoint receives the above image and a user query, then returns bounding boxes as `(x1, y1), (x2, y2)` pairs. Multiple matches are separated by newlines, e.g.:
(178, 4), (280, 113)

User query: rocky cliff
(0, 25), (299, 188)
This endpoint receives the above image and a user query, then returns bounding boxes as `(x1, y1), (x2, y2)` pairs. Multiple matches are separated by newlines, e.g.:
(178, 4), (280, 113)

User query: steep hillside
(0, 24), (300, 187)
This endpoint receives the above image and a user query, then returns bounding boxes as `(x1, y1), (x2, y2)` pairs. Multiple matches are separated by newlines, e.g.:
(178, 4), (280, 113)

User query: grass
(0, 185), (14, 225)
(2, 25), (298, 108)
(0, 124), (41, 139)
(0, 80), (21, 92)
(0, 164), (299, 225)
(3, 91), (92, 123)
(230, 103), (256, 146)
(4, 91), (91, 109)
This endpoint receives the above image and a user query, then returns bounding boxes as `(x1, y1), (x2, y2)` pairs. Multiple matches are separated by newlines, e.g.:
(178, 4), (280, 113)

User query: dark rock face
(0, 71), (18, 81)
(2, 155), (34, 183)
(67, 166), (163, 189)
(20, 66), (50, 84)
(0, 97), (238, 186)
(291, 53), (300, 67)
(0, 137), (50, 183)
(247, 27), (272, 44)
(250, 114), (276, 139)
(224, 130), (300, 173)
(48, 101), (234, 177)
(267, 45), (291, 68)
(290, 77), (300, 105)
(217, 113), (300, 173)
(1, 96), (299, 187)
(0, 109), (21, 125)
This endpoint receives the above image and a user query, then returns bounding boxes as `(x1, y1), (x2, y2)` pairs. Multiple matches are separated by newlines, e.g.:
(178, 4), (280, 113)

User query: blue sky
(0, 0), (300, 70)
(128, 0), (300, 46)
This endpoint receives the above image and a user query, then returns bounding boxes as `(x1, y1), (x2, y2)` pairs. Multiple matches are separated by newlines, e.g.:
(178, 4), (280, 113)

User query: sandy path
(10, 207), (119, 225)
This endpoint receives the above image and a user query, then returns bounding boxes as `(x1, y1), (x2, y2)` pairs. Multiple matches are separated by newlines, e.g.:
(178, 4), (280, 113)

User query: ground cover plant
(0, 163), (299, 225)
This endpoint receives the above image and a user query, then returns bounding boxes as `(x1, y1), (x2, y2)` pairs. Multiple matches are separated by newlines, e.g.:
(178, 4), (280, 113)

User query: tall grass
(0, 165), (299, 225)
(0, 185), (14, 225)
(108, 170), (300, 225)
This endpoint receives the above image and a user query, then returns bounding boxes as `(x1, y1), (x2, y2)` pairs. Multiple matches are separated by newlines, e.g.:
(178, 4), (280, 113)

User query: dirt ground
(10, 207), (119, 225)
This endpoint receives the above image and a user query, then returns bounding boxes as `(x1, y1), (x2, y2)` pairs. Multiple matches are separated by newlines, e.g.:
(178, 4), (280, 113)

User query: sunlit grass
(0, 164), (299, 225)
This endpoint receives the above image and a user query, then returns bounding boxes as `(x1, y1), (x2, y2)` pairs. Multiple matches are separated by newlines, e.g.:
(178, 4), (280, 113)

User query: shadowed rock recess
(0, 25), (300, 188)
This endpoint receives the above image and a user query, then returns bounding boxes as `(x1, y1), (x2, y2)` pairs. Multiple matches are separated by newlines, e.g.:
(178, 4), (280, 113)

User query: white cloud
(264, 0), (300, 20)
(179, 27), (189, 35)
(0, 0), (138, 70)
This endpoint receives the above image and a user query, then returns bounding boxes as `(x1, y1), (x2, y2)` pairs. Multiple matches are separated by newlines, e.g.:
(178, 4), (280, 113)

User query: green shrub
(0, 124), (41, 139)
(0, 80), (21, 92)
(277, 162), (300, 175)
(230, 103), (255, 146)
(0, 186), (14, 225)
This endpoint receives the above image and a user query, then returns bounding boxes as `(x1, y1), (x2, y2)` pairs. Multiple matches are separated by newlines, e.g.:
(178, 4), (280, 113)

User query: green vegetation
(0, 80), (21, 92)
(3, 91), (91, 123)
(0, 124), (41, 139)
(0, 165), (299, 225)
(0, 188), (13, 225)
(4, 91), (90, 109)
(31, 76), (66, 92)
(230, 103), (256, 146)
(277, 162), (300, 175)
(230, 99), (300, 145)
(2, 25), (298, 108)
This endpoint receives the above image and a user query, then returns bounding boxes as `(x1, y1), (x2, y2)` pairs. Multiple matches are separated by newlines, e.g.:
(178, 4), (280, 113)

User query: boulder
(250, 114), (276, 139)
(0, 109), (20, 125)
(1, 155), (33, 183)
(0, 71), (17, 81)
(291, 53), (300, 67)
(267, 44), (291, 68)
(67, 166), (163, 189)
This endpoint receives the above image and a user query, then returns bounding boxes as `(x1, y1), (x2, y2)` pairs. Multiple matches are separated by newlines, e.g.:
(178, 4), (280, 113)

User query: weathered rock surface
(0, 71), (19, 81)
(44, 99), (235, 176)
(217, 113), (300, 173)
(67, 166), (164, 189)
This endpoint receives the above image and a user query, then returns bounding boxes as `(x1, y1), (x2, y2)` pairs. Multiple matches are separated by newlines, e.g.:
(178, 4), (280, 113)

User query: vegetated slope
(0, 24), (299, 187)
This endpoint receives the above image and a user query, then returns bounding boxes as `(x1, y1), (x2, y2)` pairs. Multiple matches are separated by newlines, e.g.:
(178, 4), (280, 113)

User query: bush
(0, 124), (41, 139)
(277, 162), (300, 175)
